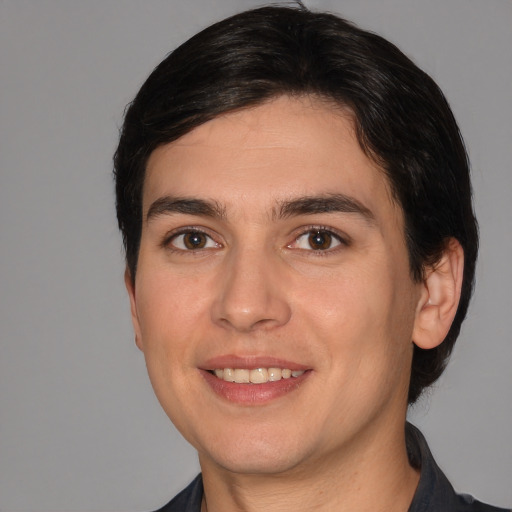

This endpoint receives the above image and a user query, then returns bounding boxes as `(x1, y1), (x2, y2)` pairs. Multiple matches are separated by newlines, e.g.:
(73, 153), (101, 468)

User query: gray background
(1, 1), (511, 510)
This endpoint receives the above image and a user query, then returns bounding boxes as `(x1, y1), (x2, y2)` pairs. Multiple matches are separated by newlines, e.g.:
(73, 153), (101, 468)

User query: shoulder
(406, 423), (510, 512)
(152, 474), (203, 512)
(453, 493), (511, 512)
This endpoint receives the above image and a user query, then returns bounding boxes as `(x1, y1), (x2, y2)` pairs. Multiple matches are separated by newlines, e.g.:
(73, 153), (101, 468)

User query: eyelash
(161, 225), (350, 254)
(288, 225), (350, 255)
(162, 227), (221, 254)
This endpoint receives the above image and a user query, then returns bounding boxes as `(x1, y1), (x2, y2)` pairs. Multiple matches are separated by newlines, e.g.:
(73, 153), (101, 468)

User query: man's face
(128, 96), (424, 475)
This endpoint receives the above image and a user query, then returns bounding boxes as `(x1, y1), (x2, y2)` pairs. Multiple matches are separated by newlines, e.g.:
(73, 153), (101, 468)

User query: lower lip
(200, 370), (310, 405)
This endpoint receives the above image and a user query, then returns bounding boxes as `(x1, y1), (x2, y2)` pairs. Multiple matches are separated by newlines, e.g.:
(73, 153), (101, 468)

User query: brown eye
(170, 230), (218, 251)
(183, 231), (207, 249)
(308, 231), (333, 250)
(290, 229), (343, 252)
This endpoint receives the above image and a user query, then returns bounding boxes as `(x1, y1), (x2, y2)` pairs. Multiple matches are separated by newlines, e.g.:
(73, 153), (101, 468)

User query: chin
(204, 447), (305, 476)
(196, 427), (310, 475)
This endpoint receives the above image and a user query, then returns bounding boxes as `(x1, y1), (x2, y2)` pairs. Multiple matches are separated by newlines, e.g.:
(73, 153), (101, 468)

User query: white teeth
(234, 369), (250, 383)
(215, 368), (305, 384)
(223, 368), (234, 382)
(268, 368), (281, 381)
(250, 368), (268, 383)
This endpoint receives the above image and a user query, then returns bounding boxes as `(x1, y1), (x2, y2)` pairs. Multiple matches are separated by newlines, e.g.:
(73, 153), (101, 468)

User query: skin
(126, 96), (463, 511)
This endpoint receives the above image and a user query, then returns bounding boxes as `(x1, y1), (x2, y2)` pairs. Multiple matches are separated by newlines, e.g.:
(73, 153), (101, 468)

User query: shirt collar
(406, 422), (461, 512)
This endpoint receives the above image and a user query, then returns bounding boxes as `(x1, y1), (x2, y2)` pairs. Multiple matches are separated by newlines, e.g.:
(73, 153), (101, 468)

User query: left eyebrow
(274, 193), (375, 224)
(146, 196), (227, 223)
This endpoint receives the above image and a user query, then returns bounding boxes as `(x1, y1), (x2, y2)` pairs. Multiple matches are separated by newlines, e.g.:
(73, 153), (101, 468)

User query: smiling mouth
(209, 368), (306, 384)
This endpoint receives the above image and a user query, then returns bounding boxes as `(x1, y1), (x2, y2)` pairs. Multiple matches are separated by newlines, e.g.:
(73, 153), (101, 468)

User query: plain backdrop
(1, 1), (511, 511)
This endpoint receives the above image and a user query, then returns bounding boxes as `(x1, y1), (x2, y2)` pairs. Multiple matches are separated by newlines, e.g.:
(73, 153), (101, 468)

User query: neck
(199, 421), (419, 512)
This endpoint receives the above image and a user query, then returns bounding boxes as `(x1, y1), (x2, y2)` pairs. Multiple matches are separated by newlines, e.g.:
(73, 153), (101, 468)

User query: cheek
(133, 272), (211, 395)
(293, 263), (383, 335)
(136, 269), (210, 335)
(293, 260), (415, 375)
(133, 272), (208, 425)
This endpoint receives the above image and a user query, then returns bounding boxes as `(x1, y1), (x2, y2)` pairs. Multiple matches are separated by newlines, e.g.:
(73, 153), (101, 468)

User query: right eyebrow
(146, 196), (227, 223)
(275, 193), (375, 224)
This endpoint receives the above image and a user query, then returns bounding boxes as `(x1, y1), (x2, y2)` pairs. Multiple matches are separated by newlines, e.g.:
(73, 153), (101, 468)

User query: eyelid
(160, 224), (349, 253)
(161, 226), (222, 251)
(287, 225), (351, 251)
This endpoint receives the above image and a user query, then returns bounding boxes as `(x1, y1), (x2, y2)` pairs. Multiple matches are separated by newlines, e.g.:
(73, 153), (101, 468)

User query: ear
(124, 268), (144, 351)
(412, 238), (464, 350)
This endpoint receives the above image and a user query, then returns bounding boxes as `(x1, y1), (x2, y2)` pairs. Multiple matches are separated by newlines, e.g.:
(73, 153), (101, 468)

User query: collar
(156, 423), (507, 511)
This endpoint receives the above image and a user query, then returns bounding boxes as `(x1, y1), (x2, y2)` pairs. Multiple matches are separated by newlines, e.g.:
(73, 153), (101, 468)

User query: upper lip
(200, 355), (310, 371)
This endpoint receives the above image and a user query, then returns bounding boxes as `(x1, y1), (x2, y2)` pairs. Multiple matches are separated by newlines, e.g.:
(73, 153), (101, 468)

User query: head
(114, 6), (477, 405)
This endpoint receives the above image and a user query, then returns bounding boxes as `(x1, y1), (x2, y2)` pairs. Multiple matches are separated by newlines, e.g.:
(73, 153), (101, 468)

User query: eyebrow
(146, 196), (226, 222)
(275, 194), (375, 223)
(146, 193), (375, 224)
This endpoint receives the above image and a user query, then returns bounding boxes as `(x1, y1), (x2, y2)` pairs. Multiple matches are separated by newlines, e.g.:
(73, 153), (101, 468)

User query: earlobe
(124, 268), (144, 351)
(412, 239), (464, 350)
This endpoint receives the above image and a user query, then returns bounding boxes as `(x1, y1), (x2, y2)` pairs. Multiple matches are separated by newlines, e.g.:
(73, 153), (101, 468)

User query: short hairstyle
(114, 5), (478, 404)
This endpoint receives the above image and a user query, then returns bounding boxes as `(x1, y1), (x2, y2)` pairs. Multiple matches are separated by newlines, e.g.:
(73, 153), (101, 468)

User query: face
(128, 96), (424, 476)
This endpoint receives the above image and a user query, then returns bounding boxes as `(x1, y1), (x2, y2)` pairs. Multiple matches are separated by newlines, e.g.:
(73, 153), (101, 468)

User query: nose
(211, 247), (292, 332)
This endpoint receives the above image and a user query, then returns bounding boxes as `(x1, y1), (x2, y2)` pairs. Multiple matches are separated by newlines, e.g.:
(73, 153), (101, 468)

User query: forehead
(144, 95), (398, 224)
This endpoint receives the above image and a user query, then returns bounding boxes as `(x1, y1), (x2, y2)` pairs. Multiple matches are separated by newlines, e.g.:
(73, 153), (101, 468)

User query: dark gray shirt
(155, 424), (509, 512)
